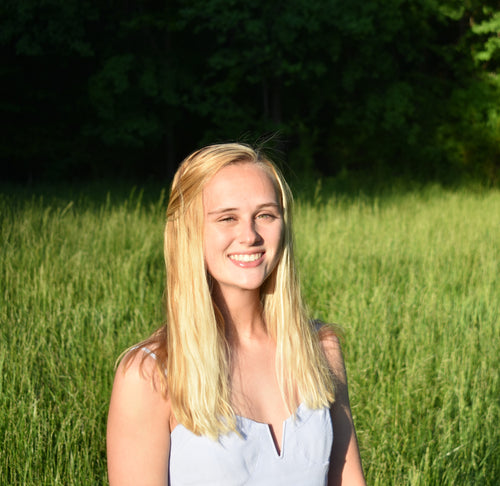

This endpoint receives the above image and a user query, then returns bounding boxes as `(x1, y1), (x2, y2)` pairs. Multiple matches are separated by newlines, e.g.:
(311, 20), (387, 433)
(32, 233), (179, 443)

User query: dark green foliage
(0, 0), (498, 183)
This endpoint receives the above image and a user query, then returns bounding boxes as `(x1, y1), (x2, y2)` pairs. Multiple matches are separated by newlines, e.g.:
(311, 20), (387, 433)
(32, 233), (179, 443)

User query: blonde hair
(126, 143), (334, 437)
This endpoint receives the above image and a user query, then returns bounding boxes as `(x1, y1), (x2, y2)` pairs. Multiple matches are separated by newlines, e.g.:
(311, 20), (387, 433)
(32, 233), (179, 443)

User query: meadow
(1, 182), (498, 485)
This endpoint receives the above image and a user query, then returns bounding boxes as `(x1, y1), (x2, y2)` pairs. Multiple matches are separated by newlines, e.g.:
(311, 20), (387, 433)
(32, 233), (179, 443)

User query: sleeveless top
(138, 346), (333, 485)
(169, 404), (332, 485)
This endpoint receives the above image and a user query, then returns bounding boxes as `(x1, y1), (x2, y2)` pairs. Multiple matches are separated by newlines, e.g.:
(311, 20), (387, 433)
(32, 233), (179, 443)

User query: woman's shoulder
(313, 320), (346, 385)
(115, 345), (166, 394)
(108, 345), (171, 444)
(107, 346), (172, 485)
(312, 319), (342, 345)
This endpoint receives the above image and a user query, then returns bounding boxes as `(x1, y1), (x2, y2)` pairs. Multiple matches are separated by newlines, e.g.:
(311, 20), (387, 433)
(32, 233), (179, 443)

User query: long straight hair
(125, 143), (335, 438)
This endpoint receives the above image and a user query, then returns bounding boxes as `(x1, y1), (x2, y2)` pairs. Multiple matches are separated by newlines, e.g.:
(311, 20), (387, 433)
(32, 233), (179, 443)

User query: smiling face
(202, 162), (284, 300)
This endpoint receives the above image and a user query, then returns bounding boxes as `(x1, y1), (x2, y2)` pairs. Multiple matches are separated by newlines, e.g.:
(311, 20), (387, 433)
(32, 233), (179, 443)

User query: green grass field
(1, 182), (499, 485)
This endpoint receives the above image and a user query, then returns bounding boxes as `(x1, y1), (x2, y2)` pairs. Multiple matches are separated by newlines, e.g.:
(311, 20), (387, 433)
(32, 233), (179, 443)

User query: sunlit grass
(1, 183), (498, 484)
(296, 185), (500, 485)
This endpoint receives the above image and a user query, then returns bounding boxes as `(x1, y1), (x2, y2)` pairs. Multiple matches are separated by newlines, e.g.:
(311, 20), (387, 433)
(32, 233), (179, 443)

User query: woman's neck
(212, 285), (267, 344)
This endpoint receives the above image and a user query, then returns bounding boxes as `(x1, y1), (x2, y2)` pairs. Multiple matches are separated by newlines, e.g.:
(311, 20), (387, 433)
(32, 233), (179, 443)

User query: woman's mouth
(228, 252), (263, 263)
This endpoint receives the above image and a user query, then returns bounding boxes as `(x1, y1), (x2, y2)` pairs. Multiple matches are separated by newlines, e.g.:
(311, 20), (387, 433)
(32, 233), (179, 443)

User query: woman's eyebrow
(207, 202), (280, 216)
(207, 207), (238, 216)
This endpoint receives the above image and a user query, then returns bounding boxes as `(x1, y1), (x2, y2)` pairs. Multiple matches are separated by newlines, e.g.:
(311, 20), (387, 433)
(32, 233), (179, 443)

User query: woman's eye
(257, 213), (276, 220)
(219, 216), (235, 223)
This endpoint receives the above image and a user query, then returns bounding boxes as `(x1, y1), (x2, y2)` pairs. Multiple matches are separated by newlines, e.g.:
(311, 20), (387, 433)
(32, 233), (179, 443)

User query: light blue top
(169, 403), (333, 485)
(137, 346), (333, 485)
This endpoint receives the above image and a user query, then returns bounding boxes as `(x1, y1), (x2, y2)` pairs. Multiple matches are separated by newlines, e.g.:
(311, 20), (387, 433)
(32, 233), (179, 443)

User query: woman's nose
(239, 220), (262, 245)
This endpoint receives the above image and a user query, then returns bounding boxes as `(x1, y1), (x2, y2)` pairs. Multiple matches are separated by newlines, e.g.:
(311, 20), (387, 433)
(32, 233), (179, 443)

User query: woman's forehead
(202, 163), (280, 210)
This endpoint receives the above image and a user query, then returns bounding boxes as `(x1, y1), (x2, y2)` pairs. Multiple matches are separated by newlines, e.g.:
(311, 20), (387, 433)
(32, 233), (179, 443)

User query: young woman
(107, 143), (366, 485)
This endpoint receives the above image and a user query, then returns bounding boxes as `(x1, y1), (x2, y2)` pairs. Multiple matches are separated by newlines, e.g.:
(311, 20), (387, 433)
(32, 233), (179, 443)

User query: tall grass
(296, 185), (500, 485)
(1, 183), (498, 484)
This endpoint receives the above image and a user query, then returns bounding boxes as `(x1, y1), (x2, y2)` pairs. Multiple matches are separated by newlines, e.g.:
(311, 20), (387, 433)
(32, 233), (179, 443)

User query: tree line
(1, 0), (499, 183)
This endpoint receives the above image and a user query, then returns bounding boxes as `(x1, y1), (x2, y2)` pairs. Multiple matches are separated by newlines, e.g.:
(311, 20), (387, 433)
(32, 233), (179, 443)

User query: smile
(228, 253), (263, 262)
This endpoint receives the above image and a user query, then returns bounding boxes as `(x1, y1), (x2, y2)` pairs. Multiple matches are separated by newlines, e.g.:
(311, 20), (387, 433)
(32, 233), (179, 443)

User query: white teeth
(229, 253), (262, 262)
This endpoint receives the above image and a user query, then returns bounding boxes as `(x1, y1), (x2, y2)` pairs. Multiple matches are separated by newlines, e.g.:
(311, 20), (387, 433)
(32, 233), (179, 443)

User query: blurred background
(1, 0), (499, 186)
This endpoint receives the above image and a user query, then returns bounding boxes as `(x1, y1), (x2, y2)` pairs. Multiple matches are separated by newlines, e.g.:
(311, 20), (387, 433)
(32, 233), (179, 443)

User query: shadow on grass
(0, 169), (496, 209)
